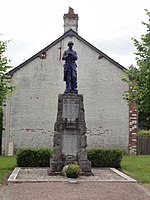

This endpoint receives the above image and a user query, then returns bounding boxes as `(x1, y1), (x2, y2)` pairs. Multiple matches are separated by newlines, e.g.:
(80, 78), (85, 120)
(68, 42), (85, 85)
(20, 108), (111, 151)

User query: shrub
(64, 164), (81, 178)
(87, 148), (122, 168)
(17, 148), (52, 167)
(138, 129), (150, 136)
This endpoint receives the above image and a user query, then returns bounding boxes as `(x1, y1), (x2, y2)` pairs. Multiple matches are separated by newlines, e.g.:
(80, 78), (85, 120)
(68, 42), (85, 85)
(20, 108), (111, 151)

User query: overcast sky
(0, 0), (149, 69)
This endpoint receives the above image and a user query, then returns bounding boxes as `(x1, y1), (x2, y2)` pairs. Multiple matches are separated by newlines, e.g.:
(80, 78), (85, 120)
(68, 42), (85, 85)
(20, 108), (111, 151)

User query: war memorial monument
(50, 41), (92, 175)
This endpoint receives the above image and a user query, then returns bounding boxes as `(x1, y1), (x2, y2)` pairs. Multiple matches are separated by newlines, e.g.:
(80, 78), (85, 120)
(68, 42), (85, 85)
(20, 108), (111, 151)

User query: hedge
(16, 147), (122, 168)
(87, 148), (123, 168)
(17, 148), (52, 167)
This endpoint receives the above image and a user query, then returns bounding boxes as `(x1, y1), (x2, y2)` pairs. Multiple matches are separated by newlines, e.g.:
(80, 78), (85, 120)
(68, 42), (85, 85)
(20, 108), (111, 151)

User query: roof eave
(8, 29), (126, 76)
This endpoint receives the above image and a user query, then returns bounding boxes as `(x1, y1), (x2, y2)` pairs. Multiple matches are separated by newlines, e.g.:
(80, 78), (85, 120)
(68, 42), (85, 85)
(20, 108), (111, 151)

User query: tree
(0, 38), (13, 108)
(0, 107), (2, 153)
(123, 9), (150, 114)
(0, 37), (13, 153)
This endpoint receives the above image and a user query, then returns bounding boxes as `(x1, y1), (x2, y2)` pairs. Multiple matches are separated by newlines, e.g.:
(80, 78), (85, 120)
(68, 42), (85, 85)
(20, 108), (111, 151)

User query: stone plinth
(49, 93), (91, 175)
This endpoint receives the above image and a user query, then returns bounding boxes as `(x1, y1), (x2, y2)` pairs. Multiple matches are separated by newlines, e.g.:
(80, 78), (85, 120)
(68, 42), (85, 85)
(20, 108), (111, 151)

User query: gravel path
(0, 185), (4, 200)
(1, 168), (150, 200)
(1, 182), (150, 200)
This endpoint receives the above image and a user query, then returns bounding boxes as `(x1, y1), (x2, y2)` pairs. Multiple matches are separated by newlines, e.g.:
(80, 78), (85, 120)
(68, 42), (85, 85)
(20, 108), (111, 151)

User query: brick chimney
(63, 7), (79, 33)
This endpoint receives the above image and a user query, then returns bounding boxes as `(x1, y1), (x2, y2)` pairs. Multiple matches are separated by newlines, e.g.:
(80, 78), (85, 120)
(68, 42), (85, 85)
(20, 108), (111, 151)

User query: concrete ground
(0, 181), (150, 200)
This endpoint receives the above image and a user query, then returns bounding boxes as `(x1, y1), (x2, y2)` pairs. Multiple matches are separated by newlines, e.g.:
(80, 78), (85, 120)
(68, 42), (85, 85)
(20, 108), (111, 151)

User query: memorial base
(49, 93), (92, 175)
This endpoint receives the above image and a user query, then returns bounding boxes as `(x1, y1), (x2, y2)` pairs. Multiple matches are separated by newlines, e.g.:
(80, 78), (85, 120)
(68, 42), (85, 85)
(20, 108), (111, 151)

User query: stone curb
(7, 167), (20, 182)
(110, 168), (137, 182)
(8, 168), (137, 183)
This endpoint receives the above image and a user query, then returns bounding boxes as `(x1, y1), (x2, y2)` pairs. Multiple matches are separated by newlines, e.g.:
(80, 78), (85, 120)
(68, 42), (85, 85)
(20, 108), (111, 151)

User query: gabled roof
(8, 29), (126, 76)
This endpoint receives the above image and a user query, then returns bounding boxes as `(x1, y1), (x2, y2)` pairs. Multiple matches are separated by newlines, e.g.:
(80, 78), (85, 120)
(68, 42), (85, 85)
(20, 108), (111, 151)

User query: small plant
(138, 129), (150, 136)
(64, 164), (81, 178)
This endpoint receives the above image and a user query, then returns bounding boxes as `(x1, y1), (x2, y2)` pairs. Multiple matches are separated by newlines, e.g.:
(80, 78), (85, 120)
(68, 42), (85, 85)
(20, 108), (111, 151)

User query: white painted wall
(2, 35), (129, 154)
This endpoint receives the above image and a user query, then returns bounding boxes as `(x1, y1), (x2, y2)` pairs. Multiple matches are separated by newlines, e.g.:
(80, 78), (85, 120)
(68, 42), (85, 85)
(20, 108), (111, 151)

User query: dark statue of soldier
(62, 41), (78, 94)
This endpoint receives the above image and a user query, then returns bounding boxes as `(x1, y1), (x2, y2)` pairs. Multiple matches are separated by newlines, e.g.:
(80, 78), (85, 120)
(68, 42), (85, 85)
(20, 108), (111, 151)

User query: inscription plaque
(62, 132), (79, 154)
(62, 99), (79, 121)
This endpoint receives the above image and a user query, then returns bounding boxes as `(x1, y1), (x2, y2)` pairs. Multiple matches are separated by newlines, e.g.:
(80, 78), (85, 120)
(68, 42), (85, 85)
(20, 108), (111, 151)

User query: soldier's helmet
(68, 41), (74, 46)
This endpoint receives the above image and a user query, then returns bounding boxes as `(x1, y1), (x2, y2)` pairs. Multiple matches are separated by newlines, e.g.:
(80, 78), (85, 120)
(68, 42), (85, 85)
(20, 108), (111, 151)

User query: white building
(2, 8), (137, 155)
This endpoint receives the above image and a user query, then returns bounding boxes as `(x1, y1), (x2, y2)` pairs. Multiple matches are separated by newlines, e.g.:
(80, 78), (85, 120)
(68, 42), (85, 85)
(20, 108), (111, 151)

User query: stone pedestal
(50, 93), (91, 175)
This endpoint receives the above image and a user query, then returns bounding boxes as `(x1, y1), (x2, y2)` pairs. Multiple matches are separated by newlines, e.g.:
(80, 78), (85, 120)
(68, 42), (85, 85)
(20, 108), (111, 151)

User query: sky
(0, 0), (150, 69)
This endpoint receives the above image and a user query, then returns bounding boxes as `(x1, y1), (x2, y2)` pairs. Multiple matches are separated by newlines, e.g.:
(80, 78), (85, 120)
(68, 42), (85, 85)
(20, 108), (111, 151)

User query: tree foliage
(123, 9), (150, 113)
(0, 107), (2, 152)
(0, 38), (13, 108)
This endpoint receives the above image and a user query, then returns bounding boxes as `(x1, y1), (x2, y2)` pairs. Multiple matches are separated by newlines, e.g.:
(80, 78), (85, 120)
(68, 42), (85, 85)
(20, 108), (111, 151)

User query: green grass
(0, 156), (16, 184)
(121, 155), (150, 183)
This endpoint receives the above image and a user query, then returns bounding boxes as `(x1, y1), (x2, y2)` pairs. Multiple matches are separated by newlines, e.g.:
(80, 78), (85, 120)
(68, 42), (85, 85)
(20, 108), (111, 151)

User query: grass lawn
(121, 155), (150, 183)
(0, 156), (16, 184)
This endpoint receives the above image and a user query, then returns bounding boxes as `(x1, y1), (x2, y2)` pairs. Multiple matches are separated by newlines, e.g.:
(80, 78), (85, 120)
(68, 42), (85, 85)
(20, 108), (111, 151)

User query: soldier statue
(62, 41), (78, 94)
